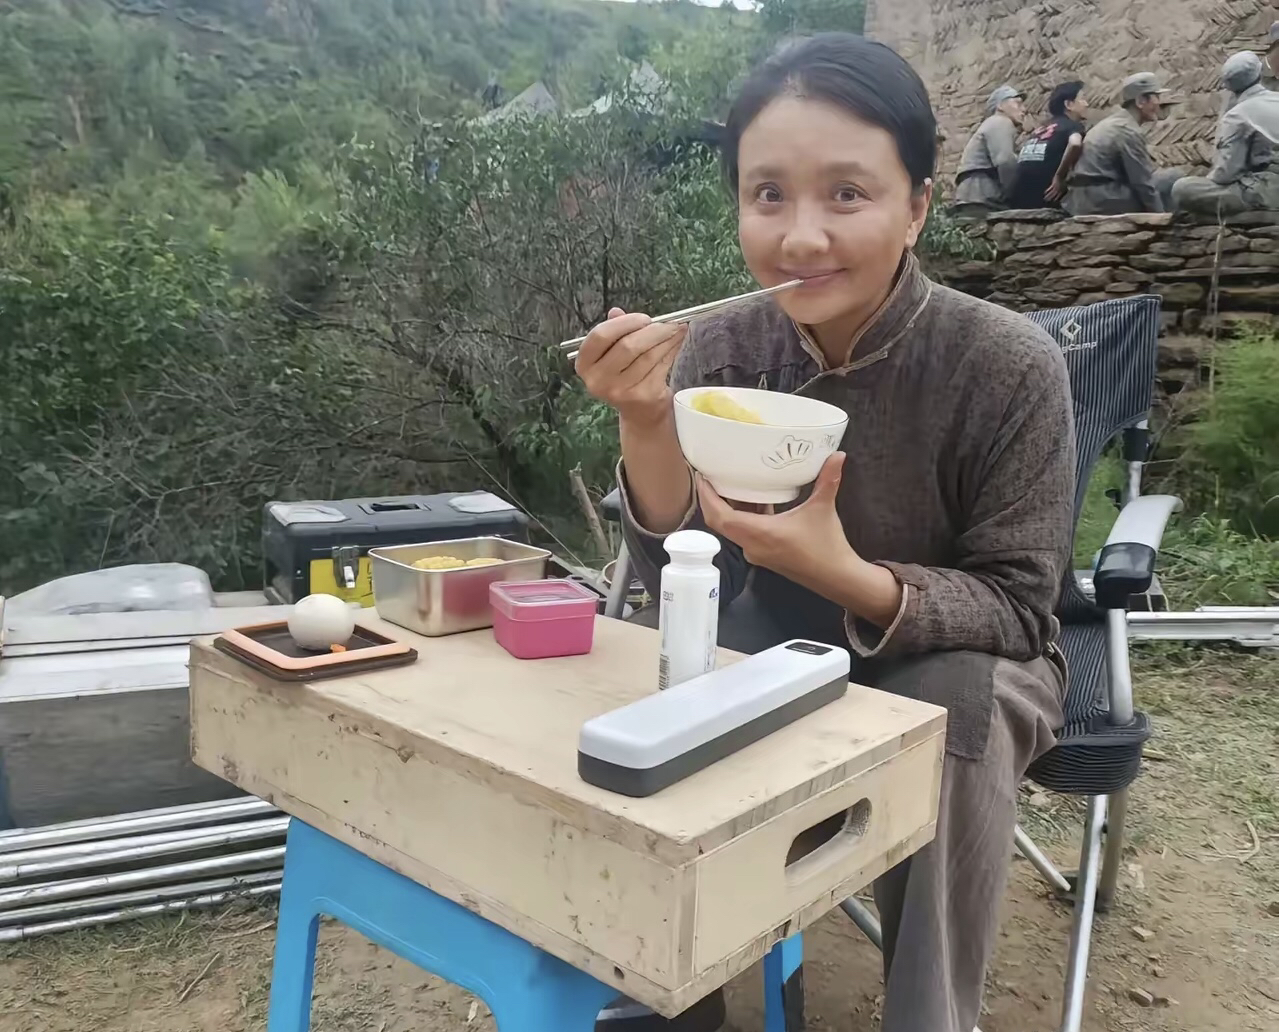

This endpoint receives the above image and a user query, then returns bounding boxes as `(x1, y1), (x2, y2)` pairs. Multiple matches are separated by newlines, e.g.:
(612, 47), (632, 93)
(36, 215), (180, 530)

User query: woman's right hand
(574, 308), (687, 425)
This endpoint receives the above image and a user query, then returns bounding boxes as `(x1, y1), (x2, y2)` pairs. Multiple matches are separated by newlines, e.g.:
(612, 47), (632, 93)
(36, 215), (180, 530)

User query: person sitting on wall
(951, 84), (1026, 218)
(1066, 73), (1183, 215)
(1265, 22), (1279, 92)
(577, 33), (1073, 1032)
(1009, 80), (1089, 209)
(1172, 52), (1279, 217)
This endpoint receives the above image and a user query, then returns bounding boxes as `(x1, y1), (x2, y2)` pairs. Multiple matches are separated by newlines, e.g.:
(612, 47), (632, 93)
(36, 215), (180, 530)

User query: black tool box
(261, 492), (530, 606)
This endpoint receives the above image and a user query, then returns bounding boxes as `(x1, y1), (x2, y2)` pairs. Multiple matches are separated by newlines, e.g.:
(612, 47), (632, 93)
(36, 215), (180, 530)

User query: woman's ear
(904, 178), (934, 249)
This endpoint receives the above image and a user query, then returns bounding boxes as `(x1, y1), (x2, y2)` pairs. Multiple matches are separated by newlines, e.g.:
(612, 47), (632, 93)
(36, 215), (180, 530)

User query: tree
(758, 0), (866, 36)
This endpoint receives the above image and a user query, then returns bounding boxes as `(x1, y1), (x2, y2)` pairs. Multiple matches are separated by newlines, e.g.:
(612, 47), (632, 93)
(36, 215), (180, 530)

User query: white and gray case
(578, 640), (851, 797)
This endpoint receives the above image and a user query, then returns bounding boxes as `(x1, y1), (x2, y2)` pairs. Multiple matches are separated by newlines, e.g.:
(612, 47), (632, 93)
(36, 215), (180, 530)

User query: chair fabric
(1022, 295), (1162, 626)
(1022, 294), (1163, 796)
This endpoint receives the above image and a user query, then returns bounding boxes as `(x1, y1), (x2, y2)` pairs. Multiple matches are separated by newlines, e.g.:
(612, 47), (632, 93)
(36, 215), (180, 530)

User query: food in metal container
(411, 555), (504, 571)
(371, 537), (552, 637)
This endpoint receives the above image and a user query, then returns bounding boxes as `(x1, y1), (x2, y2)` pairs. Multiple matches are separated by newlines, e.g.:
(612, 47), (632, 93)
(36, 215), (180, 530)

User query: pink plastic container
(489, 579), (598, 659)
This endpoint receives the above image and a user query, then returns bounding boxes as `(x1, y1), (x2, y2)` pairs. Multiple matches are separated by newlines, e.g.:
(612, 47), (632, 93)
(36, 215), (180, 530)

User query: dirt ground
(1, 646), (1275, 1032)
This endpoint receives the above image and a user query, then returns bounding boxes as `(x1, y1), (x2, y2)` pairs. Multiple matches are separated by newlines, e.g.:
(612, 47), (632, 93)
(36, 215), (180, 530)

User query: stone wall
(935, 210), (1279, 397)
(866, 0), (1279, 176)
(942, 210), (1279, 336)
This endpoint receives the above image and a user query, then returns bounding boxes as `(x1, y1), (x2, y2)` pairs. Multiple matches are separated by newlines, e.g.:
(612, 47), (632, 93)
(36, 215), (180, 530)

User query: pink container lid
(488, 579), (599, 623)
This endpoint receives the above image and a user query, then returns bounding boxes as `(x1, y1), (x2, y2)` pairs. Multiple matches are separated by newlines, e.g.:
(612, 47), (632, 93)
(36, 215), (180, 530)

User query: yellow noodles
(411, 556), (504, 571)
(689, 391), (766, 424)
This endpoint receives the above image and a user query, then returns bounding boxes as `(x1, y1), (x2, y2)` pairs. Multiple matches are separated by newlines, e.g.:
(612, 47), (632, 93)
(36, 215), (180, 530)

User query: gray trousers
(1171, 171), (1279, 216)
(1066, 167), (1183, 215)
(624, 595), (1065, 1032)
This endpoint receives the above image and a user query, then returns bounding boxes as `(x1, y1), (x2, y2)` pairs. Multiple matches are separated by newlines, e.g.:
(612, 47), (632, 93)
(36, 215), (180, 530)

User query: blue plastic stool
(267, 819), (804, 1032)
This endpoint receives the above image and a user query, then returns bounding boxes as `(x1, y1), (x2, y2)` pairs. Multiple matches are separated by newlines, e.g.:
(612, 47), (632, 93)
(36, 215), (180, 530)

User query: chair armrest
(600, 488), (623, 524)
(1093, 495), (1183, 610)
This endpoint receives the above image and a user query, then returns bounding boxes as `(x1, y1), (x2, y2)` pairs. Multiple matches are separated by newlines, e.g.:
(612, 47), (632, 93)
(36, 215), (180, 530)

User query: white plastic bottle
(658, 530), (721, 690)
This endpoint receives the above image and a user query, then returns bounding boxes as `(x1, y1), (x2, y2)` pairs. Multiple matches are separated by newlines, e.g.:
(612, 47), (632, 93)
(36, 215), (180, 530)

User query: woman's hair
(1048, 81), (1085, 118)
(720, 33), (937, 194)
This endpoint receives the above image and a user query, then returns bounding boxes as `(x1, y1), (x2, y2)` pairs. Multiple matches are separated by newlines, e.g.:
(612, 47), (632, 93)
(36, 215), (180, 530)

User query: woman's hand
(575, 308), (686, 426)
(697, 452), (904, 627)
(698, 453), (852, 583)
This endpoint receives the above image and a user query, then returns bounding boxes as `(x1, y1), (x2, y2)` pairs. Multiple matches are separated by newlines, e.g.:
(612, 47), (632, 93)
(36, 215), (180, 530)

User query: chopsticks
(560, 279), (804, 360)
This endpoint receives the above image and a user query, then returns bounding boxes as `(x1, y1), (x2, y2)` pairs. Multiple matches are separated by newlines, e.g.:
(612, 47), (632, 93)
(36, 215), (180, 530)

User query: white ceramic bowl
(673, 386), (849, 505)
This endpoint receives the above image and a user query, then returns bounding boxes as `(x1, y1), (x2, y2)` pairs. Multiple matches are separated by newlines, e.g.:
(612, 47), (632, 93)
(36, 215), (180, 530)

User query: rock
(1151, 240), (1217, 258)
(1245, 224), (1279, 238)
(1153, 281), (1206, 305)
(1111, 266), (1151, 283)
(1069, 231), (1156, 255)
(1223, 210), (1279, 226)
(1131, 925), (1155, 942)
(1153, 993), (1179, 1007)
(1249, 237), (1279, 252)
(1028, 791), (1051, 808)
(1127, 988), (1155, 1007)
(1218, 282), (1279, 304)
(990, 208), (1068, 223)
(1022, 288), (1076, 305)
(1067, 253), (1130, 267)
(1044, 267), (1114, 290)
(1185, 251), (1279, 269)
(1266, 899), (1279, 917)
(1129, 254), (1187, 271)
(1160, 335), (1211, 365)
(1106, 282), (1140, 294)
(1072, 212), (1172, 227)
(952, 260), (996, 276)
(1003, 249), (1060, 269)
(988, 224), (1016, 249)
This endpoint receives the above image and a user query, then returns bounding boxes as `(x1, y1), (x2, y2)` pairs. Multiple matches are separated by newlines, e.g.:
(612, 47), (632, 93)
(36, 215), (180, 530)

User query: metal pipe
(0, 815), (288, 867)
(1104, 608), (1135, 725)
(0, 845), (285, 910)
(1127, 608), (1279, 648)
(0, 817), (288, 884)
(1014, 825), (1073, 895)
(0, 797), (275, 852)
(0, 869), (282, 927)
(1060, 796), (1106, 1032)
(0, 881), (282, 943)
(1097, 788), (1129, 912)
(839, 896), (883, 951)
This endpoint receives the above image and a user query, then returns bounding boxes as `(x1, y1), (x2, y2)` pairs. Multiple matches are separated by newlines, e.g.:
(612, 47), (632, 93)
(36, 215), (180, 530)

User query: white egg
(288, 593), (357, 651)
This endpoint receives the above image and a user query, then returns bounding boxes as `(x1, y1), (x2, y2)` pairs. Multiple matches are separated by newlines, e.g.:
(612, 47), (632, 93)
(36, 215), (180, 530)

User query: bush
(1175, 333), (1279, 538)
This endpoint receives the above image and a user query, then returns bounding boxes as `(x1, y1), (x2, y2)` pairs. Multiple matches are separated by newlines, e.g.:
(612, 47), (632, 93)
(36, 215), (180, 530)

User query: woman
(577, 33), (1073, 1032)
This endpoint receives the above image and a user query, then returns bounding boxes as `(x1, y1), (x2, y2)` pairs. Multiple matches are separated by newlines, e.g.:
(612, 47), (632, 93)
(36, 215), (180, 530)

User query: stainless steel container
(369, 537), (550, 637)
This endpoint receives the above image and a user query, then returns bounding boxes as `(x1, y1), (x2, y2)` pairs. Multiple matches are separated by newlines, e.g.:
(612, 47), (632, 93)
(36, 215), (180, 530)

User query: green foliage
(1175, 333), (1279, 538)
(757, 0), (866, 35)
(0, 0), (1272, 612)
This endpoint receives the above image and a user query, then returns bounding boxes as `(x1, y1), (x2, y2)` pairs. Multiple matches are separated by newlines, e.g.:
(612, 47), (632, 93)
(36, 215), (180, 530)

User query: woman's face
(736, 94), (930, 338)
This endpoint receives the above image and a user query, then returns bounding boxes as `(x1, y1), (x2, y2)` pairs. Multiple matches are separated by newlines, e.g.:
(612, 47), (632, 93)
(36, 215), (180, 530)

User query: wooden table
(190, 615), (946, 1017)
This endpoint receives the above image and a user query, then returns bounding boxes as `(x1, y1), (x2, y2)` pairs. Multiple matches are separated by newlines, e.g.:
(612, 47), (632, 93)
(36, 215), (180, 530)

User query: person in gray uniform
(1066, 72), (1182, 215)
(951, 84), (1025, 217)
(1173, 52), (1279, 216)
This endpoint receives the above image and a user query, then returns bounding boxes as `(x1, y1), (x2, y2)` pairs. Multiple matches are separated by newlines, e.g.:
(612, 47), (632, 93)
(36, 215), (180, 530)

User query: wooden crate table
(189, 615), (946, 1020)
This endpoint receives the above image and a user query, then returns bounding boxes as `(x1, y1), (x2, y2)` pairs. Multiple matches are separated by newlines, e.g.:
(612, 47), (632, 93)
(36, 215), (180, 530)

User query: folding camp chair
(597, 292), (1178, 1032)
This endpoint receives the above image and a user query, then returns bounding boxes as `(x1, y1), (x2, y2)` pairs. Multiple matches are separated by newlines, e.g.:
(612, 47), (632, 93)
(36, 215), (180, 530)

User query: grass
(1074, 453), (1279, 609)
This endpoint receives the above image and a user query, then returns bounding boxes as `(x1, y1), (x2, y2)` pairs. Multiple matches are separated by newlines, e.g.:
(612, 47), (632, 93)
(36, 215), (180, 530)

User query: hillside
(0, 0), (736, 190)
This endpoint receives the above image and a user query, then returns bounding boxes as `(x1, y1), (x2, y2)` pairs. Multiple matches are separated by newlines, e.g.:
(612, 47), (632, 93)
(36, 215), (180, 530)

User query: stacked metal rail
(0, 797), (285, 941)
